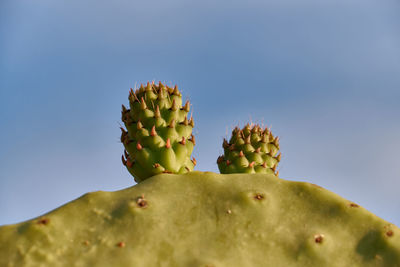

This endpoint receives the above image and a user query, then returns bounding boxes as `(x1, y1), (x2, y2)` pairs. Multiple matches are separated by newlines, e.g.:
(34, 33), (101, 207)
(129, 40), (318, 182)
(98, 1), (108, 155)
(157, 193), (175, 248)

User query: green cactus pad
(1, 172), (399, 266)
(218, 124), (281, 175)
(121, 82), (196, 182)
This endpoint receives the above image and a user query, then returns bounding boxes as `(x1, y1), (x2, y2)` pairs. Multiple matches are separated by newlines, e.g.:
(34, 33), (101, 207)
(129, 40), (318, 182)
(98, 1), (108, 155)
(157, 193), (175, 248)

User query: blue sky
(1, 0), (399, 226)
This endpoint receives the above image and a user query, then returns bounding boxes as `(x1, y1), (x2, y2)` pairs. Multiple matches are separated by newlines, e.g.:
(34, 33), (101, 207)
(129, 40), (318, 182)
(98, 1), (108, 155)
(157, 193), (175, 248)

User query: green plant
(217, 124), (281, 175)
(120, 82), (196, 182)
(1, 81), (399, 266)
(1, 172), (399, 266)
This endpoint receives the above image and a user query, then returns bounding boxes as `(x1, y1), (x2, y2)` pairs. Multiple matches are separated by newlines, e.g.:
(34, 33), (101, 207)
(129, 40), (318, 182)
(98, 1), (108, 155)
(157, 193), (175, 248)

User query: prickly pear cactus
(2, 81), (399, 266)
(0, 172), (399, 266)
(217, 124), (281, 175)
(120, 82), (196, 182)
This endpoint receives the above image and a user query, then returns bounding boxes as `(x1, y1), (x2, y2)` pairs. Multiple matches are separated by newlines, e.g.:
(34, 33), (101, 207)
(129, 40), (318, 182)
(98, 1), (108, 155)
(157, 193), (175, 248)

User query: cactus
(0, 172), (399, 266)
(217, 124), (281, 175)
(120, 82), (196, 183)
(1, 82), (399, 266)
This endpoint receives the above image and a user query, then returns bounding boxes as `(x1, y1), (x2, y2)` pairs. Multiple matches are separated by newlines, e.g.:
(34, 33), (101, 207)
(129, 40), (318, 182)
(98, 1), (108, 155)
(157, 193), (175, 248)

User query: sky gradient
(1, 0), (400, 226)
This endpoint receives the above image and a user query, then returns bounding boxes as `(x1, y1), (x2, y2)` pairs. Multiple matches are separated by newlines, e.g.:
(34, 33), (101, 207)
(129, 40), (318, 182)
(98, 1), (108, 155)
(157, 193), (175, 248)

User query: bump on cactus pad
(121, 82), (196, 183)
(217, 124), (281, 175)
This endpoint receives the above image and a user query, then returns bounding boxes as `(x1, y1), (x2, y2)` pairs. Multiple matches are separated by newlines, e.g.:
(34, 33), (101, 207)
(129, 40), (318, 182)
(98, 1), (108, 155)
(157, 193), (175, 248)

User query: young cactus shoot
(120, 82), (196, 183)
(217, 124), (281, 175)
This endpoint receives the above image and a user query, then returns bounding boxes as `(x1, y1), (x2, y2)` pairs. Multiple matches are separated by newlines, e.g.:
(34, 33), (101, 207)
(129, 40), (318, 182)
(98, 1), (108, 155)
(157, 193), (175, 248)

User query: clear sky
(1, 0), (400, 226)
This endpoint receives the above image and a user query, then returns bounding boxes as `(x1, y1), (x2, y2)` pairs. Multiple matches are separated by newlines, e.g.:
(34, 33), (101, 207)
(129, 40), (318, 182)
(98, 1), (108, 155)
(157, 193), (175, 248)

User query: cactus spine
(217, 124), (281, 175)
(121, 82), (195, 183)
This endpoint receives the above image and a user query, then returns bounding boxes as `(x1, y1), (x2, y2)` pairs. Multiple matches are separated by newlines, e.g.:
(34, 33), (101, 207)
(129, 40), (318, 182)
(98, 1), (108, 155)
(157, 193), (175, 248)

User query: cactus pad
(121, 82), (196, 182)
(1, 172), (399, 266)
(217, 124), (281, 175)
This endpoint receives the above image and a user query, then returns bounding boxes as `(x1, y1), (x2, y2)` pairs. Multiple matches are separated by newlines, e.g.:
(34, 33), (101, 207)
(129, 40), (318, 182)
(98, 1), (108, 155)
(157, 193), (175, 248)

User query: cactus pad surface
(218, 124), (281, 175)
(1, 172), (399, 266)
(121, 82), (196, 182)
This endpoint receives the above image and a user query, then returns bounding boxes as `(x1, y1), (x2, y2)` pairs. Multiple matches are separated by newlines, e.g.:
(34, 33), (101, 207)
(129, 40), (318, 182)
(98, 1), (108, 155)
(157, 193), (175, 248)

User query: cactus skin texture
(218, 124), (281, 175)
(0, 172), (399, 266)
(121, 81), (196, 183)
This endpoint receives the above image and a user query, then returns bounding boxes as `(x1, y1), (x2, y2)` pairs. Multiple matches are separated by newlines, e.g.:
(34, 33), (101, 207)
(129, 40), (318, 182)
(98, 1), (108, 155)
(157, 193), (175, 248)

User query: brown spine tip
(275, 170), (279, 176)
(150, 125), (157, 136)
(136, 142), (142, 150)
(255, 147), (261, 153)
(183, 100), (190, 112)
(181, 117), (189, 126)
(232, 127), (238, 135)
(117, 242), (126, 248)
(262, 162), (267, 168)
(226, 160), (231, 166)
(235, 130), (241, 140)
(168, 119), (176, 128)
(173, 85), (180, 95)
(126, 158), (134, 168)
(217, 156), (224, 164)
(276, 153), (282, 162)
(274, 136), (280, 146)
(223, 139), (229, 149)
(189, 116), (194, 127)
(272, 165), (277, 172)
(249, 161), (255, 168)
(240, 130), (245, 139)
(170, 99), (178, 111)
(180, 136), (186, 145)
(121, 155), (127, 166)
(121, 104), (127, 113)
(165, 138), (171, 149)
(239, 151), (244, 157)
(245, 135), (251, 144)
(145, 82), (153, 91)
(145, 82), (152, 92)
(154, 105), (161, 118)
(129, 88), (138, 102)
(140, 97), (147, 109)
(153, 163), (160, 168)
(229, 144), (235, 151)
(189, 134), (196, 146)
(192, 157), (197, 166)
(124, 149), (129, 159)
